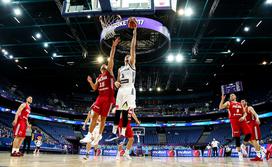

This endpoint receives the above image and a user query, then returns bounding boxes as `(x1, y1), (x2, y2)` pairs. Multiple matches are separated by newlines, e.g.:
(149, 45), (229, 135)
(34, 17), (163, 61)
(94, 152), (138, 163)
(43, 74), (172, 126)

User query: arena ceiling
(0, 0), (272, 96)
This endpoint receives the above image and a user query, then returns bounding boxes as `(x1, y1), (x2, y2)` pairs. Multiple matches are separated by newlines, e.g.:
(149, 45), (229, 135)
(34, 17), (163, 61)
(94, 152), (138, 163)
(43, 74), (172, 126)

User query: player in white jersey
(106, 27), (137, 143)
(82, 111), (101, 159)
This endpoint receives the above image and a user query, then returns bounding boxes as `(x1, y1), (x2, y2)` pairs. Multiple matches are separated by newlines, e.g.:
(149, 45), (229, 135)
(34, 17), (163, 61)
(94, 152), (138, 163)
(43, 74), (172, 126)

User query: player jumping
(106, 27), (137, 143)
(241, 99), (263, 161)
(219, 93), (252, 160)
(116, 110), (140, 160)
(11, 96), (33, 157)
(80, 37), (120, 145)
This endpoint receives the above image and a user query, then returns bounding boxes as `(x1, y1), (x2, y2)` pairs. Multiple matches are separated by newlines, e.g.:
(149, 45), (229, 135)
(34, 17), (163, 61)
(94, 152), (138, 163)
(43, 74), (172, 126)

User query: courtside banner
(176, 149), (194, 157)
(151, 150), (168, 157)
(79, 148), (95, 155)
(102, 149), (118, 156)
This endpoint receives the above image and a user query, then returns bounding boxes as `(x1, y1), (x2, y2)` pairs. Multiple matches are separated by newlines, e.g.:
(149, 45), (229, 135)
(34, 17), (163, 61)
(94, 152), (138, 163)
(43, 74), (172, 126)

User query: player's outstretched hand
(112, 37), (121, 47)
(87, 76), (92, 83)
(136, 121), (141, 126)
(12, 120), (16, 126)
(115, 81), (121, 88)
(239, 116), (245, 122)
(82, 125), (86, 131)
(221, 94), (226, 100)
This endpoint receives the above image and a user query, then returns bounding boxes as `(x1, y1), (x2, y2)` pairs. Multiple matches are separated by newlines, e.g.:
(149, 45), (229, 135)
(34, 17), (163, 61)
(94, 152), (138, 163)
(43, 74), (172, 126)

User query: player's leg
(230, 119), (243, 160)
(116, 143), (123, 160)
(83, 143), (92, 160)
(123, 137), (134, 160)
(11, 137), (20, 156)
(80, 111), (99, 143)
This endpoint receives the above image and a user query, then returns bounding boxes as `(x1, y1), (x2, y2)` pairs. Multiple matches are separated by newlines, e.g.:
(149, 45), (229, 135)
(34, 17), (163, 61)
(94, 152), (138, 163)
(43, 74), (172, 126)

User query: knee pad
(244, 133), (251, 142)
(114, 110), (122, 125)
(234, 137), (241, 148)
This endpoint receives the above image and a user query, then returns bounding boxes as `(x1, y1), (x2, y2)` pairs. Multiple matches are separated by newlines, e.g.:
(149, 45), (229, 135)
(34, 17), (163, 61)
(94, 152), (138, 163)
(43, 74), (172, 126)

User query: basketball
(128, 17), (137, 29)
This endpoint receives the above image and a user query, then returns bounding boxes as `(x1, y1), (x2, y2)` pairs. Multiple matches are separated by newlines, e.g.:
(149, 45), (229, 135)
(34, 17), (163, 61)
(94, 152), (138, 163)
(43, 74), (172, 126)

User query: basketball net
(99, 15), (122, 40)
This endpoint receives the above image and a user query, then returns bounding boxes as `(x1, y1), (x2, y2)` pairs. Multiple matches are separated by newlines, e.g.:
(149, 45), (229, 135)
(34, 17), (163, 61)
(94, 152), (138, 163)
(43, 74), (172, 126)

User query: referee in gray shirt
(22, 125), (32, 154)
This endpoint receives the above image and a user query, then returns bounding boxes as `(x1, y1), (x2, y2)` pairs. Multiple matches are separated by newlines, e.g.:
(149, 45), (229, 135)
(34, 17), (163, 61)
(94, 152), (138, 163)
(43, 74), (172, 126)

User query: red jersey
(228, 101), (244, 119)
(97, 70), (114, 97)
(18, 103), (31, 122)
(245, 106), (255, 123)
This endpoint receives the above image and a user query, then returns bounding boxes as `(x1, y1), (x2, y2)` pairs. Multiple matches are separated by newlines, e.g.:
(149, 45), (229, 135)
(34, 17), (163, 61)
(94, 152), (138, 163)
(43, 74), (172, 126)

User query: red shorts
(118, 124), (134, 138)
(230, 118), (251, 137)
(13, 120), (27, 138)
(91, 95), (115, 117)
(248, 121), (261, 141)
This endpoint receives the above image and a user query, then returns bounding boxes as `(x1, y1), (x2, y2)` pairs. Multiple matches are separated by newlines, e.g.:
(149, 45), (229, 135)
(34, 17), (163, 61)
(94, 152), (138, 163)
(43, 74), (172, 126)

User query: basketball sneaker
(105, 133), (119, 142)
(123, 152), (132, 160)
(83, 153), (89, 160)
(10, 152), (21, 157)
(116, 152), (121, 160)
(238, 152), (243, 161)
(80, 133), (93, 144)
(250, 156), (263, 161)
(91, 134), (102, 146)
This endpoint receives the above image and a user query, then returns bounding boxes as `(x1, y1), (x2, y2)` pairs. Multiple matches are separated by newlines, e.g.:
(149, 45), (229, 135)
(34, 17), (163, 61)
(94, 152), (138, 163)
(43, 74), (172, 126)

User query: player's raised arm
(115, 68), (121, 89)
(129, 28), (137, 67)
(12, 103), (26, 126)
(108, 37), (120, 74)
(219, 95), (229, 110)
(87, 75), (98, 91)
(131, 111), (140, 125)
(249, 106), (260, 125)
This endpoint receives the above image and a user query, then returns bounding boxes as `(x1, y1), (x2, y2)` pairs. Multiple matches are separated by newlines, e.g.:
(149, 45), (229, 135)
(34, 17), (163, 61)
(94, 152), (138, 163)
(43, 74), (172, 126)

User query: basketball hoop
(99, 15), (122, 40)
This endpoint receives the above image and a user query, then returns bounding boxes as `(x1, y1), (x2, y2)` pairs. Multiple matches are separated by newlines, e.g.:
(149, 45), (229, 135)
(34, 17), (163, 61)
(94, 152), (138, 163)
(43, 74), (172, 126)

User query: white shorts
(116, 86), (136, 110)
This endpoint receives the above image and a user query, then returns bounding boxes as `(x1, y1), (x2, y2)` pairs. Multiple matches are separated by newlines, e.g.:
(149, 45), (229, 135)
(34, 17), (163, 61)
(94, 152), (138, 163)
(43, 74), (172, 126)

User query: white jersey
(119, 64), (136, 87)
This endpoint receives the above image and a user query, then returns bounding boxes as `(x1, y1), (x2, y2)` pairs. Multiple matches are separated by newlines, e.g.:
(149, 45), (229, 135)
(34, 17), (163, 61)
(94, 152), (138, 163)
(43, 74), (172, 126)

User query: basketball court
(0, 153), (270, 167)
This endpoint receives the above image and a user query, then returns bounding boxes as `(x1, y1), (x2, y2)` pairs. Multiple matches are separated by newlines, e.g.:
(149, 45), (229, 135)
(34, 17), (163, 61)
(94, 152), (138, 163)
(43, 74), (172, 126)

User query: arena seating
(166, 127), (203, 145)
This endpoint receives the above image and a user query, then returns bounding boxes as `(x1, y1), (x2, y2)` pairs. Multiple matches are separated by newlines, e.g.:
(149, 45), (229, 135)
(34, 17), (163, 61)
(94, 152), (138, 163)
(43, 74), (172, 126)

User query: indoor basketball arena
(0, 0), (272, 166)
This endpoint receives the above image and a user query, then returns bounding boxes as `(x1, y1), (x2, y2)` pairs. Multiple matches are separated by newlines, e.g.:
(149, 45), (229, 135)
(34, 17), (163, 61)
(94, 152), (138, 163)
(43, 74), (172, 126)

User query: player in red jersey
(80, 37), (120, 145)
(116, 110), (140, 160)
(219, 93), (252, 160)
(241, 99), (263, 161)
(11, 96), (32, 157)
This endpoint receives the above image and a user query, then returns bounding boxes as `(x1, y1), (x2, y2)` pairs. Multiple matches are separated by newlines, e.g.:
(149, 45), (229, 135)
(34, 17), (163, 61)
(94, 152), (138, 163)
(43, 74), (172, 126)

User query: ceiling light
(1, 49), (6, 53)
(231, 53), (235, 56)
(15, 59), (19, 63)
(35, 33), (42, 39)
(149, 88), (152, 91)
(2, 0), (11, 4)
(241, 40), (246, 45)
(221, 64), (224, 68)
(139, 88), (143, 92)
(157, 87), (161, 92)
(13, 8), (22, 16)
(256, 20), (262, 27)
(97, 56), (104, 63)
(236, 38), (241, 42)
(87, 15), (91, 19)
(178, 8), (184, 16)
(243, 26), (250, 32)
(43, 42), (49, 48)
(206, 82), (209, 86)
(262, 61), (267, 65)
(24, 67), (27, 69)
(176, 54), (184, 63)
(265, 0), (272, 5)
(52, 53), (57, 57)
(213, 73), (217, 77)
(9, 55), (13, 59)
(184, 8), (193, 17)
(167, 54), (174, 62)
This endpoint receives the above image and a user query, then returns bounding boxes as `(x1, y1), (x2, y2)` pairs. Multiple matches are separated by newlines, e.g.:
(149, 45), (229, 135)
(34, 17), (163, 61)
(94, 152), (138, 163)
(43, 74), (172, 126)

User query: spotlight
(2, 0), (11, 4)
(4, 51), (8, 55)
(184, 8), (193, 17)
(43, 42), (49, 48)
(236, 38), (241, 42)
(176, 54), (184, 63)
(178, 8), (184, 16)
(13, 8), (22, 16)
(9, 55), (13, 59)
(139, 88), (143, 92)
(243, 26), (250, 32)
(149, 88), (152, 91)
(97, 56), (104, 63)
(157, 87), (161, 92)
(15, 59), (19, 63)
(227, 49), (231, 53)
(35, 33), (42, 39)
(87, 15), (91, 19)
(24, 67), (27, 69)
(262, 61), (267, 65)
(167, 54), (174, 62)
(265, 0), (272, 5)
(1, 49), (6, 53)
(52, 53), (57, 57)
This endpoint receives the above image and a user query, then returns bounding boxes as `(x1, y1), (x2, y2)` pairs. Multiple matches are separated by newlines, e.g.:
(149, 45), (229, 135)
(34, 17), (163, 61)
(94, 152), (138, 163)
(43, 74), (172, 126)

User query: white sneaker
(91, 135), (102, 146)
(238, 152), (243, 161)
(116, 154), (120, 160)
(80, 134), (92, 144)
(123, 153), (132, 160)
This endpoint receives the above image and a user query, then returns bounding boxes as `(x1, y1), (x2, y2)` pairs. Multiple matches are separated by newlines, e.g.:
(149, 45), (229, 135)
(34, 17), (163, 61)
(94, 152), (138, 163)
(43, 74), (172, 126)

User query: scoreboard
(221, 81), (243, 95)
